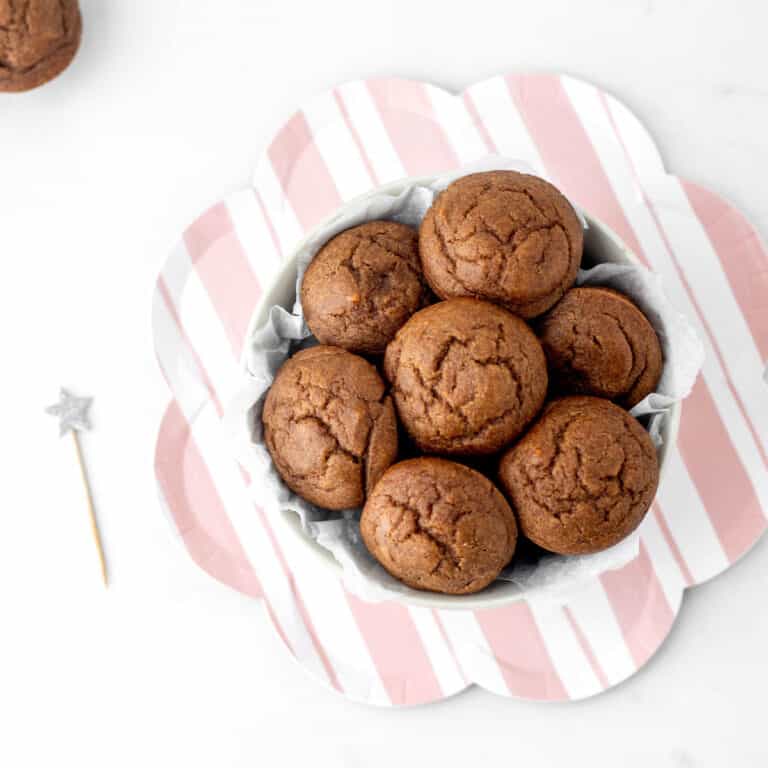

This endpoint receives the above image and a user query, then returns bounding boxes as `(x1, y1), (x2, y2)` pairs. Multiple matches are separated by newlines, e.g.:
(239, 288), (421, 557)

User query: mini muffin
(538, 286), (663, 408)
(361, 458), (518, 595)
(262, 345), (398, 510)
(301, 221), (429, 354)
(419, 171), (583, 318)
(384, 298), (547, 456)
(498, 396), (658, 555)
(0, 0), (81, 92)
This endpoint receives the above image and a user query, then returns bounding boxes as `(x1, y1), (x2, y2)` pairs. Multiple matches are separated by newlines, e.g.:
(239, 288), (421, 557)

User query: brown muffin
(0, 0), (81, 92)
(301, 221), (429, 354)
(361, 458), (518, 594)
(262, 345), (398, 510)
(419, 171), (583, 318)
(498, 396), (658, 555)
(538, 286), (663, 408)
(384, 298), (547, 456)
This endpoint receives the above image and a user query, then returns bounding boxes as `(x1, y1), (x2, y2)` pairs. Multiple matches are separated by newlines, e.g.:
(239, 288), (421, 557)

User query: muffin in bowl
(383, 298), (548, 456)
(419, 170), (583, 318)
(262, 345), (398, 510)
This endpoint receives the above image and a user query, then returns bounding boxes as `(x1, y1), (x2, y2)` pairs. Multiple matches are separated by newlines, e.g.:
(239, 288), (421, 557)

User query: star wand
(46, 388), (108, 587)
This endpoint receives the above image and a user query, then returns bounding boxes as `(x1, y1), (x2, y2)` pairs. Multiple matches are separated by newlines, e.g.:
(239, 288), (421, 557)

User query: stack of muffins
(263, 171), (662, 596)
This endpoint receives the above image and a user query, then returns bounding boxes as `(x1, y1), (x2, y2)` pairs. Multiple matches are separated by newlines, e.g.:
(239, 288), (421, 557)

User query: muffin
(419, 171), (583, 318)
(383, 298), (547, 456)
(498, 396), (658, 555)
(0, 0), (81, 92)
(301, 221), (429, 354)
(361, 457), (518, 595)
(262, 345), (398, 510)
(537, 286), (663, 408)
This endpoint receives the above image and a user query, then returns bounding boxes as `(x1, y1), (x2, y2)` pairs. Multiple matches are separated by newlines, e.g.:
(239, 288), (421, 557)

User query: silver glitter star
(45, 388), (93, 437)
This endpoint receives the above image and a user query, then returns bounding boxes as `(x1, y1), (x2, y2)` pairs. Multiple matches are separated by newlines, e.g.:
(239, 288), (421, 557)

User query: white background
(2, 1), (768, 765)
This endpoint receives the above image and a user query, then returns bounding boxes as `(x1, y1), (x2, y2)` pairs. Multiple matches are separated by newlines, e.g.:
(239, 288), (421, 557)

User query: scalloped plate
(153, 74), (768, 706)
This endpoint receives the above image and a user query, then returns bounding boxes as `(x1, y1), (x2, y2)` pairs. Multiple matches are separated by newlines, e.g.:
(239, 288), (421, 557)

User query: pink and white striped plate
(152, 74), (768, 706)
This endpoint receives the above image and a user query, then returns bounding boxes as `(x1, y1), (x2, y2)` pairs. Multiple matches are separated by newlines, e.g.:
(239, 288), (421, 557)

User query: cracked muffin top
(537, 286), (663, 408)
(262, 345), (398, 510)
(419, 171), (583, 318)
(383, 298), (547, 456)
(301, 221), (430, 355)
(0, 0), (81, 92)
(498, 396), (658, 555)
(361, 457), (518, 595)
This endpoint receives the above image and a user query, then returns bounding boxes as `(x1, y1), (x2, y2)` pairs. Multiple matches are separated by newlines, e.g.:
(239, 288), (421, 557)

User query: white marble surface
(2, 1), (767, 766)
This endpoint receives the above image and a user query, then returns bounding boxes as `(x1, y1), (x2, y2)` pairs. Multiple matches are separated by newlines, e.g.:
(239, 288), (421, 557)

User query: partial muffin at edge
(419, 171), (583, 318)
(0, 0), (82, 92)
(537, 286), (663, 407)
(301, 220), (430, 354)
(383, 297), (548, 456)
(498, 396), (659, 555)
(361, 457), (518, 595)
(262, 345), (398, 510)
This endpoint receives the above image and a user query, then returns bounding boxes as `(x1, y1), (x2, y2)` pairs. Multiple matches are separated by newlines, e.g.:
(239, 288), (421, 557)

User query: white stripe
(301, 94), (374, 201)
(407, 608), (466, 696)
(425, 85), (489, 166)
(152, 289), (211, 416)
(172, 371), (332, 688)
(601, 87), (665, 179)
(253, 154), (305, 251)
(563, 78), (768, 520)
(565, 582), (636, 686)
(639, 512), (687, 611)
(335, 80), (407, 183)
(436, 610), (509, 695)
(226, 189), (285, 290)
(464, 76), (546, 176)
(160, 240), (194, 300)
(170, 244), (240, 404)
(263, 506), (392, 705)
(528, 601), (603, 700)
(655, 445), (730, 581)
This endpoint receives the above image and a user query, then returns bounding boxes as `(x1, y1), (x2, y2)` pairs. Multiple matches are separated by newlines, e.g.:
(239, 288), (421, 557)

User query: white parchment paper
(225, 160), (705, 605)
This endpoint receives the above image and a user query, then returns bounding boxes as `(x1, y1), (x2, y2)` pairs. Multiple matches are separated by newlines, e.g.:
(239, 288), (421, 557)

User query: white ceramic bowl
(245, 175), (680, 611)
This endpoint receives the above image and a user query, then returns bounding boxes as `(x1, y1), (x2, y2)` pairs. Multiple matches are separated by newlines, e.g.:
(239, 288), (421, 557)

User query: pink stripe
(462, 91), (498, 154)
(475, 602), (568, 701)
(254, 505), (343, 694)
(600, 543), (675, 668)
(155, 402), (261, 599)
(268, 110), (342, 232)
(182, 203), (262, 357)
(334, 88), (380, 186)
(678, 379), (766, 562)
(157, 276), (223, 416)
(562, 606), (609, 690)
(652, 503), (694, 587)
(344, 595), (443, 705)
(505, 73), (646, 264)
(366, 79), (461, 176)
(682, 181), (768, 362)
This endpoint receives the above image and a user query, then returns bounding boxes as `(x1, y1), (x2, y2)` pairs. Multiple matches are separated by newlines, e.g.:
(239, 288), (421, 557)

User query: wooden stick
(72, 430), (108, 587)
